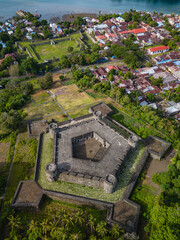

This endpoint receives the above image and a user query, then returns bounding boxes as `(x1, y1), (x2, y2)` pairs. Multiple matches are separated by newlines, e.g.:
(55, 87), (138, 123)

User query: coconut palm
(28, 220), (38, 232)
(74, 210), (85, 226)
(28, 220), (42, 240)
(96, 221), (108, 238)
(88, 214), (96, 234)
(69, 232), (83, 240)
(8, 214), (21, 233)
(89, 235), (97, 240)
(8, 214), (21, 240)
(110, 224), (124, 239)
(40, 218), (50, 237)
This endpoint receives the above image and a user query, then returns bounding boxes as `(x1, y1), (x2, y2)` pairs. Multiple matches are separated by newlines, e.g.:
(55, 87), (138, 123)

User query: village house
(93, 67), (107, 81)
(119, 79), (135, 93)
(147, 46), (170, 55)
(106, 65), (118, 72)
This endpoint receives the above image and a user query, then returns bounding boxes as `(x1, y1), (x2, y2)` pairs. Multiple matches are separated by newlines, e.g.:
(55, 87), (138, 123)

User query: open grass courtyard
(19, 33), (81, 62)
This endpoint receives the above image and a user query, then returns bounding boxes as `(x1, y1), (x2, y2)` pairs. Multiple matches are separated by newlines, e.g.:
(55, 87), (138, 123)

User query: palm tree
(96, 221), (108, 238)
(28, 220), (42, 240)
(69, 232), (83, 240)
(8, 214), (21, 234)
(74, 210), (85, 227)
(40, 218), (50, 237)
(28, 220), (38, 232)
(88, 214), (96, 234)
(89, 235), (97, 240)
(110, 224), (124, 239)
(61, 212), (71, 228)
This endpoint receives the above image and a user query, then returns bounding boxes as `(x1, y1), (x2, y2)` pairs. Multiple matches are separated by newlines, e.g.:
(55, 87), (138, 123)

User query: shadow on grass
(25, 113), (44, 122)
(107, 103), (119, 114)
(115, 142), (145, 193)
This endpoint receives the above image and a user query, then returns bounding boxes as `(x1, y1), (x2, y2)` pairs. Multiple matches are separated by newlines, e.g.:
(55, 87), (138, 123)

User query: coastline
(62, 13), (98, 22)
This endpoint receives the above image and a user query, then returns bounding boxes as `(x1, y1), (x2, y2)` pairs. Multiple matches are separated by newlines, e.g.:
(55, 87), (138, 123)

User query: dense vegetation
(131, 150), (180, 240)
(121, 10), (158, 27)
(3, 200), (127, 240)
(110, 39), (145, 69)
(0, 79), (34, 132)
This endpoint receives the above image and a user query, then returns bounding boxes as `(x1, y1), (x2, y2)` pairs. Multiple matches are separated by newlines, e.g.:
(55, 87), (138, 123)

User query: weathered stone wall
(34, 134), (43, 181)
(145, 135), (171, 160)
(32, 38), (70, 47)
(106, 116), (140, 140)
(42, 189), (114, 220)
(94, 132), (105, 146)
(73, 113), (93, 121)
(122, 149), (149, 200)
(58, 172), (104, 189)
(26, 47), (33, 58)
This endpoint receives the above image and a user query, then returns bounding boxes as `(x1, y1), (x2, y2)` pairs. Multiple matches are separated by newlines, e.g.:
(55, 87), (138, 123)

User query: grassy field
(4, 128), (38, 204)
(52, 84), (101, 111)
(23, 100), (61, 121)
(0, 138), (10, 196)
(35, 39), (80, 62)
(32, 91), (52, 105)
(45, 114), (68, 122)
(0, 141), (10, 167)
(67, 106), (90, 118)
(19, 33), (81, 62)
(38, 133), (146, 203)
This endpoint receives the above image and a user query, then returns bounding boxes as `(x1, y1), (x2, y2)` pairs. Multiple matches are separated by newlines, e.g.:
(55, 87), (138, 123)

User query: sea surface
(0, 0), (180, 21)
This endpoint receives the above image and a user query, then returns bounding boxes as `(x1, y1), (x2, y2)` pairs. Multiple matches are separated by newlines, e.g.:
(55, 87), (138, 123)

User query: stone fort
(11, 102), (171, 232)
(45, 106), (139, 194)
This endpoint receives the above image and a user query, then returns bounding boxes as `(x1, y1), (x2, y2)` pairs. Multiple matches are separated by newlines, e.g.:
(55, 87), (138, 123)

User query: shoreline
(0, 8), (179, 23)
(62, 13), (98, 22)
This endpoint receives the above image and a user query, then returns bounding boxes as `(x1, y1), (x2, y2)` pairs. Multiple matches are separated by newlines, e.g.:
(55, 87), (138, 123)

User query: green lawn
(4, 130), (38, 204)
(38, 133), (146, 203)
(53, 84), (99, 111)
(32, 92), (52, 105)
(23, 100), (62, 121)
(19, 33), (81, 62)
(35, 40), (80, 62)
(68, 106), (90, 118)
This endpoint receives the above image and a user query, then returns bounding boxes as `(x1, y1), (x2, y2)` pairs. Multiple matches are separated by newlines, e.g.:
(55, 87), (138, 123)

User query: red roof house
(148, 46), (170, 55)
(106, 65), (118, 72)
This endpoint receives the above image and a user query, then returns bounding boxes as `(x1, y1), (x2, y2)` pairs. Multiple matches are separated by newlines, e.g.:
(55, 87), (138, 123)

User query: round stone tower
(45, 163), (57, 182)
(49, 123), (58, 139)
(93, 111), (102, 120)
(104, 174), (117, 194)
(128, 135), (139, 148)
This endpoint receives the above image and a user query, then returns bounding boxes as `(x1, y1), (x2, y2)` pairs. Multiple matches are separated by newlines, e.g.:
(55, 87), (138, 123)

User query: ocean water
(0, 0), (180, 21)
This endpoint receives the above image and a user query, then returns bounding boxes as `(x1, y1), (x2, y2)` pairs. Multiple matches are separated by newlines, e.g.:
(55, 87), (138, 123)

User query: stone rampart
(32, 38), (70, 47)
(34, 133), (43, 181)
(73, 113), (93, 121)
(106, 116), (140, 140)
(58, 172), (104, 189)
(122, 149), (149, 200)
(26, 47), (32, 58)
(145, 135), (171, 160)
(42, 188), (114, 220)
